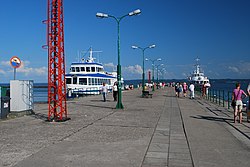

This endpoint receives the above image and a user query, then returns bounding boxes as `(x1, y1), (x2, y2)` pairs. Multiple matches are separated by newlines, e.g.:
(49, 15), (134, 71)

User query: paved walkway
(0, 87), (249, 167)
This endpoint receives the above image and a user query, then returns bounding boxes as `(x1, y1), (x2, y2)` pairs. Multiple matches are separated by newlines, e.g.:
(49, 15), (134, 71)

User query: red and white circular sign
(10, 56), (22, 68)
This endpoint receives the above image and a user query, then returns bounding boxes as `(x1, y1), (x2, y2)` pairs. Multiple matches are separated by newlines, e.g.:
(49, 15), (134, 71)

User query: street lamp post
(96, 9), (141, 109)
(131, 44), (155, 96)
(145, 58), (161, 91)
(159, 68), (166, 81)
(156, 64), (164, 89)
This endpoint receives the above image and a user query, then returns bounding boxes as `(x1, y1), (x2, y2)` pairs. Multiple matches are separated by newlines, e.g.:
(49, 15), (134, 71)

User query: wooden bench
(142, 90), (153, 98)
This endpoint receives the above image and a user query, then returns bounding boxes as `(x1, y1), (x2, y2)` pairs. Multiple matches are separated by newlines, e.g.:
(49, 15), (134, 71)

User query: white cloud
(228, 66), (240, 73)
(34, 67), (47, 75)
(18, 66), (47, 76)
(0, 69), (6, 74)
(123, 65), (142, 74)
(0, 61), (10, 66)
(240, 62), (250, 72)
(104, 62), (115, 68)
(0, 60), (47, 77)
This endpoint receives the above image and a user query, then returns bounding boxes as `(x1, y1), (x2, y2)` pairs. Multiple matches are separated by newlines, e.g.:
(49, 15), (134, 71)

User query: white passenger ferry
(188, 58), (210, 86)
(66, 48), (117, 95)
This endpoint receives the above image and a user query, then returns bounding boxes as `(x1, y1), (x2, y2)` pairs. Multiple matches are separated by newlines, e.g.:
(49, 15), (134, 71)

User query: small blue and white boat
(66, 47), (117, 95)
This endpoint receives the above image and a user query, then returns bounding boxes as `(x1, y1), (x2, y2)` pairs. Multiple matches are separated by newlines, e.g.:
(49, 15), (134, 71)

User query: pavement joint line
(57, 110), (117, 142)
(176, 97), (195, 167)
(94, 124), (153, 129)
(166, 97), (173, 167)
(140, 92), (168, 167)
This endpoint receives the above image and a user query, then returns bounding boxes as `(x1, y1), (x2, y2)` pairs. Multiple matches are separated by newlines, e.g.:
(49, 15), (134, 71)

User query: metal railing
(196, 88), (248, 109)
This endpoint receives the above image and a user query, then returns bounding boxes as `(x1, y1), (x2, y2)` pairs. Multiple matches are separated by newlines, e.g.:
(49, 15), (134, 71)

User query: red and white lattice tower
(45, 0), (67, 121)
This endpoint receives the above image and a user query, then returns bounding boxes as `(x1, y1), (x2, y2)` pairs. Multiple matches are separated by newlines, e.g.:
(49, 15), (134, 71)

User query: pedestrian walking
(178, 84), (183, 98)
(113, 82), (118, 101)
(189, 83), (195, 99)
(101, 82), (108, 102)
(232, 83), (247, 123)
(183, 82), (188, 97)
(246, 83), (250, 122)
(175, 83), (179, 96)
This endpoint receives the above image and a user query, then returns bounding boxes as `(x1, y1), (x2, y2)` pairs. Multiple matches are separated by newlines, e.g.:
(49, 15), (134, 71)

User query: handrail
(198, 88), (248, 110)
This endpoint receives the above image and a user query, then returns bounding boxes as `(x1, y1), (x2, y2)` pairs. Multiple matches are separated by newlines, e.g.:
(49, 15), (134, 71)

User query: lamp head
(149, 44), (156, 48)
(96, 12), (108, 18)
(131, 45), (138, 49)
(129, 9), (141, 16)
(145, 58), (149, 61)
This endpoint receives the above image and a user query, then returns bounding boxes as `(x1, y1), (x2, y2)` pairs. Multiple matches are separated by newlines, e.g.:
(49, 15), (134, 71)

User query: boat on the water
(65, 47), (117, 95)
(188, 58), (210, 86)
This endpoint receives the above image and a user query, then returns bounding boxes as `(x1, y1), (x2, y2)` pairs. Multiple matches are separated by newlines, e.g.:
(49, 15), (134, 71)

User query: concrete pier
(0, 87), (249, 167)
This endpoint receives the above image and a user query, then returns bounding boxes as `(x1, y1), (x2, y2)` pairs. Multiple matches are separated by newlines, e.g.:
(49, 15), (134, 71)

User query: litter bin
(0, 96), (10, 119)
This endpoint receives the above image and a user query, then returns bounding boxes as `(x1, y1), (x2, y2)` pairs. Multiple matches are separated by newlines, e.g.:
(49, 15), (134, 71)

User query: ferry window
(72, 67), (75, 72)
(94, 78), (97, 85)
(97, 67), (102, 72)
(73, 77), (77, 84)
(79, 78), (87, 85)
(91, 78), (95, 85)
(81, 67), (85, 72)
(76, 67), (80, 72)
(86, 67), (90, 72)
(88, 78), (91, 85)
(91, 67), (95, 72)
(66, 78), (71, 84)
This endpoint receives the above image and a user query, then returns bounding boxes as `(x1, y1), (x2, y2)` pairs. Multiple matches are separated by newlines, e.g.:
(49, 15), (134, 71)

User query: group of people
(231, 82), (250, 123)
(100, 82), (118, 102)
(102, 81), (250, 124)
(174, 82), (195, 99)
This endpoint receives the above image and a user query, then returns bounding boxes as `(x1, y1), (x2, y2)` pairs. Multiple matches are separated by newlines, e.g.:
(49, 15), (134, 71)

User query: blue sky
(0, 0), (249, 83)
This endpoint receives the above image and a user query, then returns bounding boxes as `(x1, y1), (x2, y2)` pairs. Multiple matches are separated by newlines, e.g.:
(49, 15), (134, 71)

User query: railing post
(223, 90), (225, 107)
(209, 89), (211, 101)
(219, 90), (221, 106)
(228, 91), (230, 109)
(216, 90), (218, 104)
(213, 90), (214, 102)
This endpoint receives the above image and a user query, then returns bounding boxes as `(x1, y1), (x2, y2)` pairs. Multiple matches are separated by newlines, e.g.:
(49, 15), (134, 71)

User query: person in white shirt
(113, 82), (118, 101)
(189, 83), (195, 99)
(101, 82), (108, 102)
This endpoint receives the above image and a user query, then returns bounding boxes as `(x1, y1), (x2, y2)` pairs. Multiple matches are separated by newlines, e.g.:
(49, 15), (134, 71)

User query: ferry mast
(45, 0), (67, 121)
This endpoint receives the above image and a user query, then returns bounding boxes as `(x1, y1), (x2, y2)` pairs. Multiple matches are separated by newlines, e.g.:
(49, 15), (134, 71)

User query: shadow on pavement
(190, 115), (233, 123)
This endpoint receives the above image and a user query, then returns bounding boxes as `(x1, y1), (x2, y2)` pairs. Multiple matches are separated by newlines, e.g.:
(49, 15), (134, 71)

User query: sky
(0, 0), (249, 83)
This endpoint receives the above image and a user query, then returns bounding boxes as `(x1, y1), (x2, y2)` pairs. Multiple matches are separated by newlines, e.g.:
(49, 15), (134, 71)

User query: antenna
(78, 47), (103, 63)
